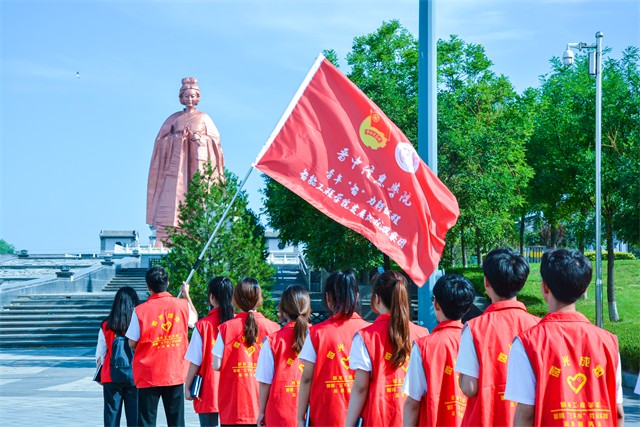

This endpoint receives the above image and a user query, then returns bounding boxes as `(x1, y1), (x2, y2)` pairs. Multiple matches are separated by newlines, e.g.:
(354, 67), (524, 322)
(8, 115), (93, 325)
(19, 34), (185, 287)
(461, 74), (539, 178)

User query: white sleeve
(184, 327), (203, 366)
(188, 308), (197, 328)
(299, 333), (316, 364)
(454, 324), (479, 378)
(348, 333), (372, 372)
(96, 328), (107, 361)
(256, 337), (275, 384)
(125, 310), (140, 341)
(635, 368), (640, 395)
(616, 353), (623, 404)
(504, 338), (536, 405)
(403, 343), (427, 401)
(212, 330), (224, 358)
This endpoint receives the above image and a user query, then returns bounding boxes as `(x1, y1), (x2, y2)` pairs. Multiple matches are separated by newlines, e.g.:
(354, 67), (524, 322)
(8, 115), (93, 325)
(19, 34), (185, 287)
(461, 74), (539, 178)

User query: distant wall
(0, 257), (141, 308)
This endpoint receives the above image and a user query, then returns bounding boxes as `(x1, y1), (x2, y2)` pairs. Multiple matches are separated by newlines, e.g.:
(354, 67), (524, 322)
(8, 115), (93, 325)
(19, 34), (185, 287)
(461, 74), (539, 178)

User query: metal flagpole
(178, 166), (254, 296)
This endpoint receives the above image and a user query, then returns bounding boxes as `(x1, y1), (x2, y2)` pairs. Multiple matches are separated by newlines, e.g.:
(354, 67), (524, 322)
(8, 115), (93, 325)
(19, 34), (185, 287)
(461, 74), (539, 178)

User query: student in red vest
(96, 286), (141, 426)
(455, 248), (539, 427)
(212, 277), (280, 426)
(346, 270), (429, 427)
(505, 249), (624, 426)
(125, 266), (198, 427)
(256, 285), (311, 427)
(297, 268), (370, 427)
(184, 276), (235, 427)
(403, 274), (476, 427)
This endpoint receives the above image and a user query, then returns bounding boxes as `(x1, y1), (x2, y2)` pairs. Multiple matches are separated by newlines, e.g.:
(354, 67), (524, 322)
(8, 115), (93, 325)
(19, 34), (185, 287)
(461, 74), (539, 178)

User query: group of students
(96, 247), (630, 427)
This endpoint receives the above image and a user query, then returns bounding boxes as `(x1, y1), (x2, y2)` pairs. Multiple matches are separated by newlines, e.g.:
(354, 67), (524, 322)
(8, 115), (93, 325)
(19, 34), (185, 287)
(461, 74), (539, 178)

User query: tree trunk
(461, 227), (467, 268)
(383, 254), (391, 271)
(519, 212), (526, 255)
(606, 216), (620, 322)
(475, 228), (482, 267)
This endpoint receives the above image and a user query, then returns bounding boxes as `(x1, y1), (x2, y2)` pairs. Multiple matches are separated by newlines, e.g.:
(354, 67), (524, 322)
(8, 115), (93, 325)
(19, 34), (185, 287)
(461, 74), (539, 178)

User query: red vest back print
(217, 312), (280, 425)
(358, 314), (429, 427)
(100, 320), (117, 383)
(132, 292), (190, 388)
(519, 312), (619, 427)
(264, 322), (306, 427)
(308, 314), (370, 426)
(417, 320), (466, 427)
(193, 308), (224, 414)
(462, 300), (539, 427)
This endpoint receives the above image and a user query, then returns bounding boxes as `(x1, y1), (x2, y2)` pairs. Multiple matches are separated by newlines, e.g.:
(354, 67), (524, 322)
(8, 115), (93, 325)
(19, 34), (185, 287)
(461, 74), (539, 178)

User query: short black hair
(483, 248), (530, 298)
(541, 249), (592, 304)
(323, 268), (359, 318)
(433, 274), (476, 321)
(145, 266), (169, 293)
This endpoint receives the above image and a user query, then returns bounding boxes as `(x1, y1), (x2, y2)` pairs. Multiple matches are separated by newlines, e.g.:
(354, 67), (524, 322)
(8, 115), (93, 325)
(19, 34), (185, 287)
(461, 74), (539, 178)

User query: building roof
(99, 230), (138, 238)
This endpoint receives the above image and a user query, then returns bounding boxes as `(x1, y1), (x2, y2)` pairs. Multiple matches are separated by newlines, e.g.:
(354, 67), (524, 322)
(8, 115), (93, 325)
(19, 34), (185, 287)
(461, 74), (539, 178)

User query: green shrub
(583, 251), (636, 261)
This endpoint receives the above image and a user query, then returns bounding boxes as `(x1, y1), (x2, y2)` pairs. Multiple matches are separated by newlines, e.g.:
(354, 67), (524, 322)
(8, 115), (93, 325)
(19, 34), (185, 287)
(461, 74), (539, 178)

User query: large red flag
(254, 55), (459, 285)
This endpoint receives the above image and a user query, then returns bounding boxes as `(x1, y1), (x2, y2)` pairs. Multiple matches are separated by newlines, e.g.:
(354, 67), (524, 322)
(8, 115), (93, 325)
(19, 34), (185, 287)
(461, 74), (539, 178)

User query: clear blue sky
(1, 0), (638, 253)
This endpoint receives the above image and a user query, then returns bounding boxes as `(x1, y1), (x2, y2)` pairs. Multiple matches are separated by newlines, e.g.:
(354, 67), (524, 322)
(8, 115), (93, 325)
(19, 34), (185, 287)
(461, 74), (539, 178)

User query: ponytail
(372, 271), (411, 369)
(279, 285), (311, 354)
(233, 277), (263, 346)
(388, 279), (411, 369)
(245, 311), (259, 346)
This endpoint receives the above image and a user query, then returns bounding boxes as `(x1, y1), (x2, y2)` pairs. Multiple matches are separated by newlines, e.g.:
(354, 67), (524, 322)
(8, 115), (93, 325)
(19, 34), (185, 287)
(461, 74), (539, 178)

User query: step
(0, 314), (106, 322)
(0, 338), (97, 348)
(0, 325), (101, 334)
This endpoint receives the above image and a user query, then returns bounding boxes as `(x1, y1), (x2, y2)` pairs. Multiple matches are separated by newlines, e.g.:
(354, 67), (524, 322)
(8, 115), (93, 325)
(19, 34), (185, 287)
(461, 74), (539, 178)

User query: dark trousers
(198, 412), (219, 427)
(138, 384), (185, 427)
(103, 382), (138, 426)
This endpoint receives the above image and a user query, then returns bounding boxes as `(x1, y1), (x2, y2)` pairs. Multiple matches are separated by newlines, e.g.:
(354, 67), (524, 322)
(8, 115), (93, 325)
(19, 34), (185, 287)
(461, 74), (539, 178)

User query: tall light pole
(563, 32), (604, 328)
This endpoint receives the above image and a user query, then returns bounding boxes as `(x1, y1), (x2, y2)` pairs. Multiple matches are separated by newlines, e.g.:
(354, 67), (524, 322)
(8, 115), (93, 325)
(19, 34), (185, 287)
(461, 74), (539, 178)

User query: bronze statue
(146, 77), (224, 246)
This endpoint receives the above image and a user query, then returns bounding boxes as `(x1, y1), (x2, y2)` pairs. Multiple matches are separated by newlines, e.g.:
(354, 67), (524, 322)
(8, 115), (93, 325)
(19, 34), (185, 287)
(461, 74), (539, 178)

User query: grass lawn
(450, 260), (640, 372)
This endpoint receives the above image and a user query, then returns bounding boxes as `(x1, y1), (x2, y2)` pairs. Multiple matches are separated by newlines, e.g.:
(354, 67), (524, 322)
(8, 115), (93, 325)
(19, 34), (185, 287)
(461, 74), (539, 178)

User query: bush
(445, 267), (485, 297)
(583, 251), (636, 261)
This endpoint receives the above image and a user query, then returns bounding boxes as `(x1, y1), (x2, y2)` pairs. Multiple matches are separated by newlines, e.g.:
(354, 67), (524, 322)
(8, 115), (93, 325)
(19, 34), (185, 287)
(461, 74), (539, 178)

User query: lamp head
(562, 48), (575, 66)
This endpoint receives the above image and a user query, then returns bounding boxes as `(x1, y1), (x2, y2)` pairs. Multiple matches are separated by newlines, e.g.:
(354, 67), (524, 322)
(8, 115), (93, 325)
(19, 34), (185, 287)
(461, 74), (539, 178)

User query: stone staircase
(0, 268), (148, 348)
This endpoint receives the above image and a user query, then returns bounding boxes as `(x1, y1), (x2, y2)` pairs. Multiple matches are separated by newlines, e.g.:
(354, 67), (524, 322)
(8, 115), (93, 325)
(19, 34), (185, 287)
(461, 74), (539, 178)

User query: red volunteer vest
(462, 300), (539, 427)
(358, 314), (429, 427)
(519, 312), (619, 427)
(100, 320), (118, 383)
(417, 320), (466, 427)
(193, 308), (224, 414)
(307, 313), (370, 426)
(218, 311), (280, 425)
(264, 322), (306, 427)
(132, 292), (190, 388)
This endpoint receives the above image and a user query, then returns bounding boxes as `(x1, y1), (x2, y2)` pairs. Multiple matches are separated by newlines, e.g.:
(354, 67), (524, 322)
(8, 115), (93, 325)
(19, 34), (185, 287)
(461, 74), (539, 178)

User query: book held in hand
(190, 374), (203, 398)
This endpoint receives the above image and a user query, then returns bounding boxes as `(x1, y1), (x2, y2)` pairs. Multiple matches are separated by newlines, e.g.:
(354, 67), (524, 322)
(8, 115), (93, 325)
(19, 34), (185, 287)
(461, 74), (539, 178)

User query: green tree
(528, 46), (640, 321)
(163, 162), (276, 319)
(437, 36), (534, 265)
(0, 239), (16, 254)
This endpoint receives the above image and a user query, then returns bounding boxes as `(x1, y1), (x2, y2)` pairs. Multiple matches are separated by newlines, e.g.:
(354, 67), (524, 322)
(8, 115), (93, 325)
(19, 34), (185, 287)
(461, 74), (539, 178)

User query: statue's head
(179, 77), (200, 106)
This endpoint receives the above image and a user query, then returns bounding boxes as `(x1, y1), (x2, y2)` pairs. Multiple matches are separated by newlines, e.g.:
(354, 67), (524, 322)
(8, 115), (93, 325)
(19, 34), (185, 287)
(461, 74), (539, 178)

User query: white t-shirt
(454, 324), (479, 378)
(348, 333), (372, 372)
(635, 371), (640, 395)
(125, 306), (197, 341)
(212, 330), (224, 358)
(299, 334), (317, 364)
(184, 327), (203, 366)
(402, 343), (427, 401)
(255, 337), (275, 384)
(505, 337), (624, 405)
(95, 328), (107, 361)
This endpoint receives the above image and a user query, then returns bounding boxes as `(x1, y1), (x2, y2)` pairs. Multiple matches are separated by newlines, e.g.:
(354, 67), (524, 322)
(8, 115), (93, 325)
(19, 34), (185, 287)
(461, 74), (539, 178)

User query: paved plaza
(0, 346), (639, 426)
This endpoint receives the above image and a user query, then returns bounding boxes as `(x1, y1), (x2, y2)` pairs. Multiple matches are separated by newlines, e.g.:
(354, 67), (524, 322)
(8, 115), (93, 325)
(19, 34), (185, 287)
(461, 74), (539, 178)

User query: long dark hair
(279, 285), (311, 354)
(233, 277), (263, 346)
(106, 286), (140, 336)
(323, 268), (359, 319)
(372, 271), (411, 369)
(208, 276), (234, 323)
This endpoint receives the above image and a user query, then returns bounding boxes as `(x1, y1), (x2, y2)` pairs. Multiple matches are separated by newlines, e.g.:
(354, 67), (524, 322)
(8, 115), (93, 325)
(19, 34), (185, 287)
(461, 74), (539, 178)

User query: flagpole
(178, 166), (254, 296)
(418, 0), (439, 331)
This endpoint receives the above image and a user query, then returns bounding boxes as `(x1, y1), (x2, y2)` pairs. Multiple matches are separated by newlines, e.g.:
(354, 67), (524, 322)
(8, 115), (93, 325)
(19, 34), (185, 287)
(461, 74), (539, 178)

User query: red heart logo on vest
(340, 356), (350, 370)
(161, 321), (172, 332)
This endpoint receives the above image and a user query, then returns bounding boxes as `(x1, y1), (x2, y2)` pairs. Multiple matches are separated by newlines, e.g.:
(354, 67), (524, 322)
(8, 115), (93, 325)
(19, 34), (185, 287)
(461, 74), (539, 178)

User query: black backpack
(110, 335), (134, 385)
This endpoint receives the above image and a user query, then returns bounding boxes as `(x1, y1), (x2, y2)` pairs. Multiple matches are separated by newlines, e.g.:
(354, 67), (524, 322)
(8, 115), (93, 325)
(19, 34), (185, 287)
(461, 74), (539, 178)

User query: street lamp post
(562, 32), (604, 328)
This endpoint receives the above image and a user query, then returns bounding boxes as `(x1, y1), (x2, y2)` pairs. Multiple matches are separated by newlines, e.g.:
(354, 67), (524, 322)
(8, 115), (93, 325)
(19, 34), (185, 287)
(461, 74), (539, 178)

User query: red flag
(254, 55), (459, 285)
